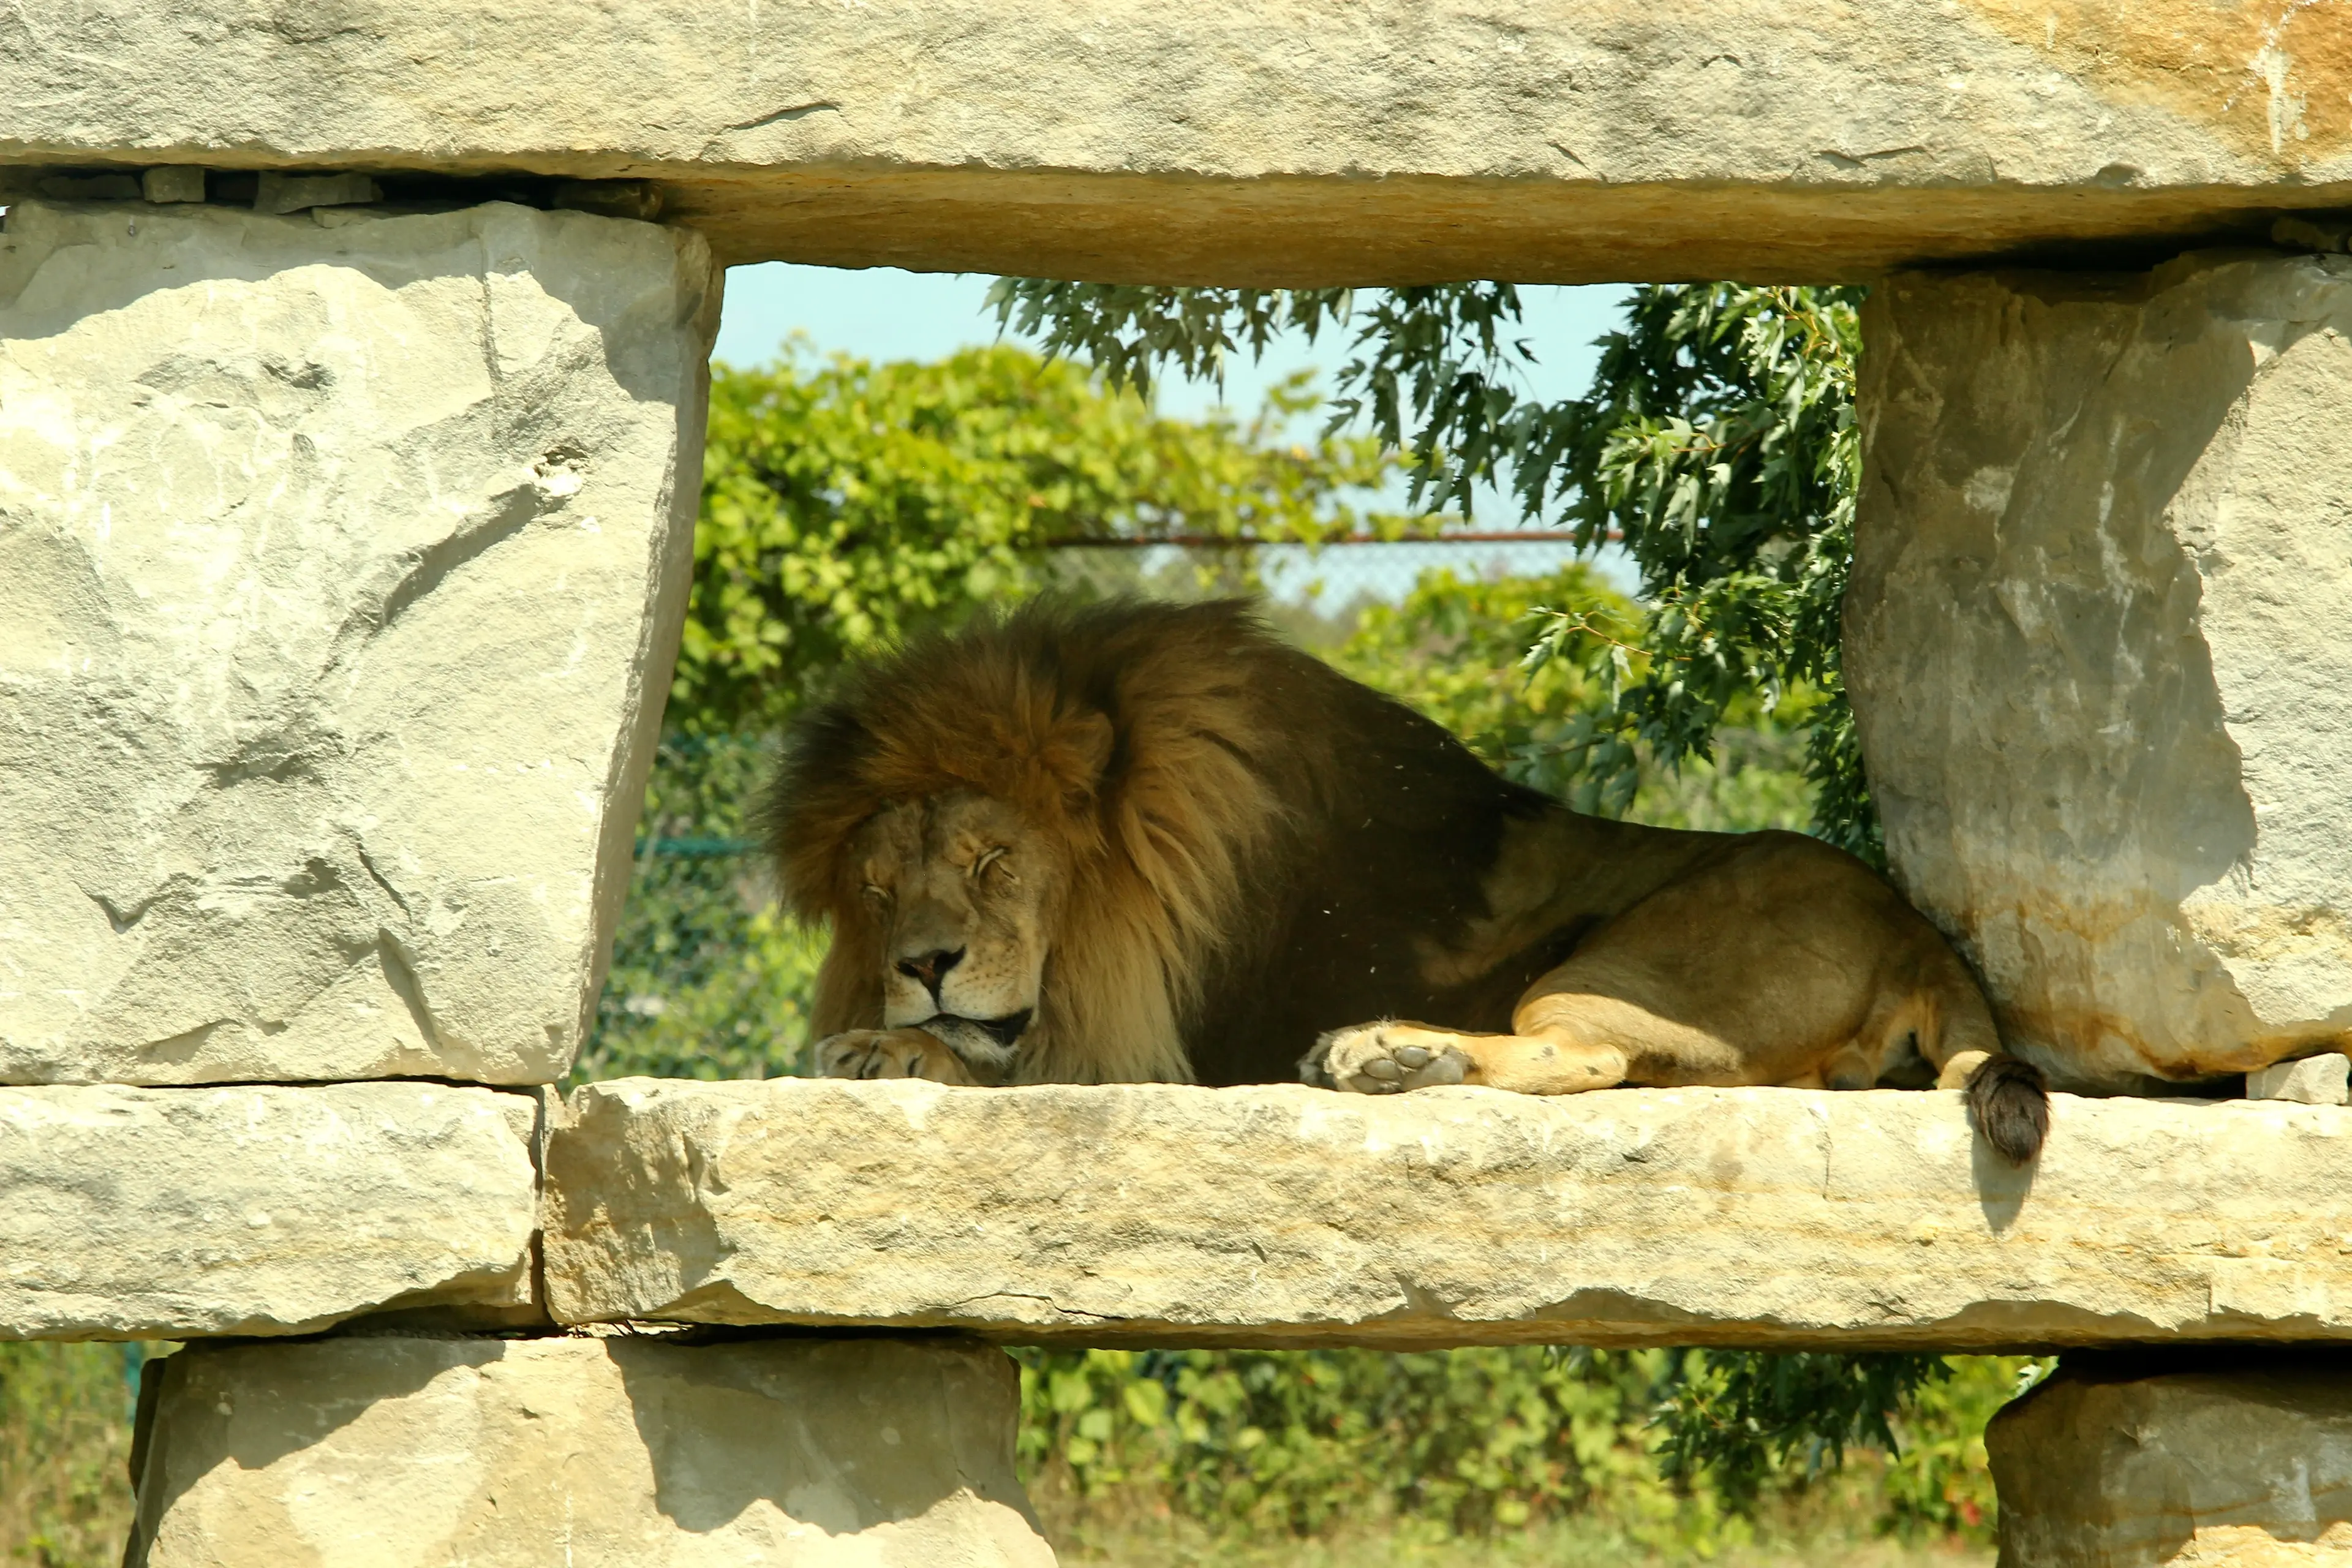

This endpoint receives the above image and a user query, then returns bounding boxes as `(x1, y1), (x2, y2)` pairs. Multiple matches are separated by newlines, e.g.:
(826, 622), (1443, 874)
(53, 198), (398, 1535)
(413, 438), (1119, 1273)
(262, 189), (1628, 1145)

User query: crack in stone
(723, 101), (840, 131)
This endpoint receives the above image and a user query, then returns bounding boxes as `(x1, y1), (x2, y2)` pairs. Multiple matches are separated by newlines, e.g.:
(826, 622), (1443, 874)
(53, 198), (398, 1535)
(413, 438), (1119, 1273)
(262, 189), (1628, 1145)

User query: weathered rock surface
(0, 1083), (536, 1340)
(541, 1079), (2352, 1351)
(1849, 254), (2352, 1093)
(2251, 1054), (2351, 1106)
(0, 198), (715, 1084)
(127, 1334), (1056, 1567)
(1989, 1357), (2352, 1567)
(3, 4), (2350, 281)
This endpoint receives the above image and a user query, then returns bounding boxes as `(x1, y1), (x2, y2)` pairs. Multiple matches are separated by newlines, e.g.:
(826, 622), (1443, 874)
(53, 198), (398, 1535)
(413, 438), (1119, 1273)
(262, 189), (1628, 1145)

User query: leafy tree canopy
(676, 342), (1412, 734)
(989, 282), (1874, 858)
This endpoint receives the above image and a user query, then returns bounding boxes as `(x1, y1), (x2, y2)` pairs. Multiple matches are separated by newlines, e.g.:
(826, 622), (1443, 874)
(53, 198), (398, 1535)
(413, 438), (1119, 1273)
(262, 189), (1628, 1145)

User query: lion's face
(848, 790), (1069, 1072)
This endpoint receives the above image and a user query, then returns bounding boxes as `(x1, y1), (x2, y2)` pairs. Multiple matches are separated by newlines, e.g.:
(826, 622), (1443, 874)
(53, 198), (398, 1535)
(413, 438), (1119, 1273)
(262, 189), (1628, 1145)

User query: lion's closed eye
(972, 847), (1011, 883)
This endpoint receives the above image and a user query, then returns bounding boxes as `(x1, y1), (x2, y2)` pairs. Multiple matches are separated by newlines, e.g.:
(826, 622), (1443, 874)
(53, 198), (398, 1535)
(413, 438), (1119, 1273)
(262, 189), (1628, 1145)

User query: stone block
(1989, 1355), (2352, 1567)
(138, 167), (205, 205)
(126, 1333), (1057, 1567)
(0, 1083), (536, 1340)
(2250, 1054), (2351, 1107)
(3, 4), (2350, 282)
(1849, 254), (2352, 1092)
(541, 1079), (2352, 1351)
(0, 198), (717, 1085)
(251, 171), (379, 214)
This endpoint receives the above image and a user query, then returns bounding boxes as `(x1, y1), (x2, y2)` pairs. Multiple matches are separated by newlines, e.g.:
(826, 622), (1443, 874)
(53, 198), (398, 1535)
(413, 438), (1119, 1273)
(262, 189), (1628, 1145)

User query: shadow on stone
(1990, 1347), (2352, 1567)
(1969, 1131), (2037, 1235)
(610, 1335), (1043, 1540)
(124, 1332), (1055, 1566)
(126, 1335), (493, 1567)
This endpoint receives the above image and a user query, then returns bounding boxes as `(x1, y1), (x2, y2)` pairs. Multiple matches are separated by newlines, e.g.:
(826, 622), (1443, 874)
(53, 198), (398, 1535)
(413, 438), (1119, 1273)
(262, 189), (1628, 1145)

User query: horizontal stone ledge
(127, 1333), (1053, 1567)
(543, 1079), (2352, 1353)
(2, 2), (2348, 281)
(0, 1083), (538, 1341)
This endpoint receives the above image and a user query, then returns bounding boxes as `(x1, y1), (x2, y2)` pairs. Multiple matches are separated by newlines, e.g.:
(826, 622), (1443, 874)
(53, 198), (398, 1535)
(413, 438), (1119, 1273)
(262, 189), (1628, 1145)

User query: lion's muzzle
(919, 1010), (1034, 1085)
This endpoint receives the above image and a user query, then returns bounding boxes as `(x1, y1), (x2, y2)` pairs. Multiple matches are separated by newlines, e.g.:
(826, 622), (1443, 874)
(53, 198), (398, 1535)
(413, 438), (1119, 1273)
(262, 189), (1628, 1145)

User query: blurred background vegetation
(0, 1342), (146, 1567)
(5, 290), (2039, 1567)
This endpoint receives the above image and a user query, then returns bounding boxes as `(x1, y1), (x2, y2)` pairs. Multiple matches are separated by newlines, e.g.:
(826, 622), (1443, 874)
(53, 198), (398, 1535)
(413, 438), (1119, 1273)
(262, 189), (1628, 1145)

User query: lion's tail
(1926, 951), (2049, 1166)
(1966, 1055), (2050, 1166)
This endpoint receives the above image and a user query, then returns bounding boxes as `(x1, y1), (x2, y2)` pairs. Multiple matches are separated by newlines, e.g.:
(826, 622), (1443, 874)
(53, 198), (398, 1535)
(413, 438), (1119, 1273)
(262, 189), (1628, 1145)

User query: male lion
(765, 598), (2048, 1162)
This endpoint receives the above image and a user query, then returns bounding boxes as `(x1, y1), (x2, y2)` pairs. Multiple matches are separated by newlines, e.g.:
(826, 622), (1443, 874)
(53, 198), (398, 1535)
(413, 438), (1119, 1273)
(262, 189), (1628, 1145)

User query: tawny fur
(767, 600), (1307, 1085)
(764, 597), (2048, 1161)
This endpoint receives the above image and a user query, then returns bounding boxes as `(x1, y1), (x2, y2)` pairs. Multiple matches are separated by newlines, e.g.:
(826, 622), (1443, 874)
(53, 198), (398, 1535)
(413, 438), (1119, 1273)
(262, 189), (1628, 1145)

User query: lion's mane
(766, 598), (1354, 1084)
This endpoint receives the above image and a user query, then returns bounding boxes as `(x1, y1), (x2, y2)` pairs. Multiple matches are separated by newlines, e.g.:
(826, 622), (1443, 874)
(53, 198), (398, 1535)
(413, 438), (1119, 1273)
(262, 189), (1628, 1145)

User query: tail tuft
(1967, 1055), (2049, 1164)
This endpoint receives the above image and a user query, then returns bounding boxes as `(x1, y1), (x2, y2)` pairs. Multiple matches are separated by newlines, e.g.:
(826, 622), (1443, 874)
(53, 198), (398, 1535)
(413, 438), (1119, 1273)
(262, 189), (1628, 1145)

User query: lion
(764, 597), (2048, 1163)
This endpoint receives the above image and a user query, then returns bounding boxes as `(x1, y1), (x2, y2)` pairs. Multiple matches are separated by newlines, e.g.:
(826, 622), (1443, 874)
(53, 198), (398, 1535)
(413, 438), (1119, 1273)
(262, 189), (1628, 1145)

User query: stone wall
(1849, 253), (2352, 1092)
(0, 198), (715, 1085)
(10, 1075), (2351, 1354)
(0, 186), (1074, 1564)
(6, 51), (2352, 1558)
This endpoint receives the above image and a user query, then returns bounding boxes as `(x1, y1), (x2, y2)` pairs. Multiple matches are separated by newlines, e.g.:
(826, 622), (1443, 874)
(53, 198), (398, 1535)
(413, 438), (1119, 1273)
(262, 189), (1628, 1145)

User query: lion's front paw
(813, 1028), (976, 1085)
(1303, 1023), (1473, 1095)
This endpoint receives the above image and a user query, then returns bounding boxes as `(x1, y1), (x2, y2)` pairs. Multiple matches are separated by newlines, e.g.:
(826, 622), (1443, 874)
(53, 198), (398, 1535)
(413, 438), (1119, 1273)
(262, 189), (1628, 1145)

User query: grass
(1033, 1445), (1996, 1568)
(1043, 1499), (1994, 1568)
(1047, 1524), (1989, 1568)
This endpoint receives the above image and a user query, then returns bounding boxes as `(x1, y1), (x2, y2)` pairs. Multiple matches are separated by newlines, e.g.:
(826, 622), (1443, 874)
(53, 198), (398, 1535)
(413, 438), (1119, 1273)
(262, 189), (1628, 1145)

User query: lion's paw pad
(1310, 1026), (1471, 1095)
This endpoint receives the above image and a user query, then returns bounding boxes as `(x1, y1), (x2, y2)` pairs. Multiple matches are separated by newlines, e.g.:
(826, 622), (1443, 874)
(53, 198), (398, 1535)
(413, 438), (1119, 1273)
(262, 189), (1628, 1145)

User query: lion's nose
(896, 948), (965, 997)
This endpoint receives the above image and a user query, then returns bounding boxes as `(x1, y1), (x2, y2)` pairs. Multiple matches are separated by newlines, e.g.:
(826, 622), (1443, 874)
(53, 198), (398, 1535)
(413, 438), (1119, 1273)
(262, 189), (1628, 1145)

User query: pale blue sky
(714, 263), (1629, 427)
(711, 265), (1640, 597)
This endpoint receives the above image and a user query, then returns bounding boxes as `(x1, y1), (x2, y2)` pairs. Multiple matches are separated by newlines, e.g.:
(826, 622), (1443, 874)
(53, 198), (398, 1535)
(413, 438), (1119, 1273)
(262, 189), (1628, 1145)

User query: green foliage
(1333, 564), (1632, 804)
(570, 732), (823, 1084)
(989, 279), (1874, 858)
(1019, 1346), (1740, 1551)
(1016, 1345), (2038, 1556)
(1525, 285), (1872, 860)
(1879, 1358), (2051, 1537)
(1335, 564), (1815, 833)
(1651, 1353), (1947, 1503)
(681, 343), (1406, 733)
(0, 1342), (146, 1566)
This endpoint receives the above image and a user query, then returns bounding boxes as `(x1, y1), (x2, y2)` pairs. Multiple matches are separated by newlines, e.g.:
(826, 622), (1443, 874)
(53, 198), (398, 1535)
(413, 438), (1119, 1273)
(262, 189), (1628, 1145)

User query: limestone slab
(0, 1082), (536, 1340)
(2252, 1054), (2351, 1106)
(542, 1079), (2352, 1352)
(126, 1334), (1056, 1568)
(1989, 1357), (2352, 1567)
(0, 198), (716, 1084)
(2, 4), (2351, 282)
(1849, 253), (2352, 1093)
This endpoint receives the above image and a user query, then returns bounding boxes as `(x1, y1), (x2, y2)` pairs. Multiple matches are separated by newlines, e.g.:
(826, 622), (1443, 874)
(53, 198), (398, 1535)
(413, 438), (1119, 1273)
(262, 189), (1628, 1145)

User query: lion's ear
(1046, 709), (1115, 799)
